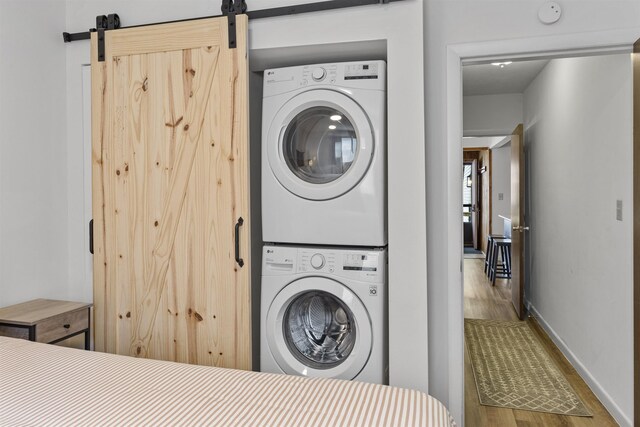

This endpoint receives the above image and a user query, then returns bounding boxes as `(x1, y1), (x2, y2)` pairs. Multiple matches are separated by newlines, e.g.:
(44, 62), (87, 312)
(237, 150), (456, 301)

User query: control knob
(311, 67), (326, 82)
(310, 253), (326, 270)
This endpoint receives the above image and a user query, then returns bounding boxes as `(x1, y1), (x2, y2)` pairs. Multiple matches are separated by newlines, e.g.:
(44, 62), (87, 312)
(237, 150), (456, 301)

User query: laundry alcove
(247, 39), (387, 368)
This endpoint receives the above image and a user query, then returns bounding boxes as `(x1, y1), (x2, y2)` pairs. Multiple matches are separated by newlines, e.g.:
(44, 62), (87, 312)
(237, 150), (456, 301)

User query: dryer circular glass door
(267, 90), (375, 201)
(265, 276), (372, 380)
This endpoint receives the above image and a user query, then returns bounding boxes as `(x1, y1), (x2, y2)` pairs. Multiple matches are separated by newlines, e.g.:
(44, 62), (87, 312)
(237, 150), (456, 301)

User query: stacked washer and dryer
(260, 61), (388, 384)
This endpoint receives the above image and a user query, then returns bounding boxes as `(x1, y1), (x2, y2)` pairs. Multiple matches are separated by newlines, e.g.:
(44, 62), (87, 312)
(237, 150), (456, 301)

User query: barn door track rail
(62, 0), (403, 54)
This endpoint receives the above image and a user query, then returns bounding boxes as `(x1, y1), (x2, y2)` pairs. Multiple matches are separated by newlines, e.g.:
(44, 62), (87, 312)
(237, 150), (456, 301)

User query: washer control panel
(262, 246), (386, 282)
(299, 249), (384, 281)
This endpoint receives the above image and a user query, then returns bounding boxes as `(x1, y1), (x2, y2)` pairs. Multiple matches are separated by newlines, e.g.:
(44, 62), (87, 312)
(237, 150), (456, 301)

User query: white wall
(463, 94), (523, 136)
(523, 54), (633, 423)
(491, 144), (511, 235)
(424, 1), (640, 423)
(0, 2), (69, 307)
(65, 0), (428, 396)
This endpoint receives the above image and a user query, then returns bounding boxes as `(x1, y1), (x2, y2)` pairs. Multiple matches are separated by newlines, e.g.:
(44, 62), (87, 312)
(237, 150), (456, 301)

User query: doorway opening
(461, 52), (631, 426)
(462, 161), (475, 249)
(462, 148), (490, 257)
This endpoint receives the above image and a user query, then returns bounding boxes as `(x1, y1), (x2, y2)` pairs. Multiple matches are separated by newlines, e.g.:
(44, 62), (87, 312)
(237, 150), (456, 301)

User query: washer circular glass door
(267, 90), (375, 201)
(266, 277), (372, 380)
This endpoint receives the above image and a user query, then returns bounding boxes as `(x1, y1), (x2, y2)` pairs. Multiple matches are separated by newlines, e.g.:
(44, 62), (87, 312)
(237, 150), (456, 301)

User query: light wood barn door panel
(91, 17), (251, 370)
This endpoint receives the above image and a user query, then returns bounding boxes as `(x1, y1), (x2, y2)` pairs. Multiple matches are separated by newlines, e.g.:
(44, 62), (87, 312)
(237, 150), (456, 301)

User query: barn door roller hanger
(62, 0), (400, 57)
(222, 0), (248, 49)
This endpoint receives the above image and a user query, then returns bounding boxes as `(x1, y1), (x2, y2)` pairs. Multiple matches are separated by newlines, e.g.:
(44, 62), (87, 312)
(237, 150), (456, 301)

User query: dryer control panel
(344, 63), (381, 80)
(263, 60), (386, 97)
(262, 245), (386, 283)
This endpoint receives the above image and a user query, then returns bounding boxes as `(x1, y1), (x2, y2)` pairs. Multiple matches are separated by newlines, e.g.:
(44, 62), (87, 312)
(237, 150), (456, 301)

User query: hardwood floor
(463, 258), (619, 427)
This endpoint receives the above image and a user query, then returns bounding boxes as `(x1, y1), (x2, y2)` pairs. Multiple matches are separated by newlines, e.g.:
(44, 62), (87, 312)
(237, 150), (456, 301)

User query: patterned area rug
(465, 319), (592, 417)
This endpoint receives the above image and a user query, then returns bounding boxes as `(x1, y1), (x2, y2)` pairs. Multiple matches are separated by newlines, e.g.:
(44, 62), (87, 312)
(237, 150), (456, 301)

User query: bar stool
(484, 234), (508, 276)
(489, 239), (512, 285)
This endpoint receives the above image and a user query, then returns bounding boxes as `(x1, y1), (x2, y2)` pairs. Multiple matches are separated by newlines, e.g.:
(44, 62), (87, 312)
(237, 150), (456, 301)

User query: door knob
(513, 226), (530, 232)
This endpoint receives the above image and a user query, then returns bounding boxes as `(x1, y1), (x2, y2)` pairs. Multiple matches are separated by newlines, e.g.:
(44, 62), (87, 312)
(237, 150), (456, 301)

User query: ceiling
(462, 136), (509, 149)
(463, 59), (549, 96)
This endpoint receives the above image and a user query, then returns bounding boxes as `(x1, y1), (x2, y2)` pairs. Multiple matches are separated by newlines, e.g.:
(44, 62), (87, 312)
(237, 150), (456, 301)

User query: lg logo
(369, 286), (378, 296)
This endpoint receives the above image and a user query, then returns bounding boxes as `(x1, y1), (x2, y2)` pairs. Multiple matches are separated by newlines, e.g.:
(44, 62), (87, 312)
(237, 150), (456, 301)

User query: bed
(0, 337), (454, 426)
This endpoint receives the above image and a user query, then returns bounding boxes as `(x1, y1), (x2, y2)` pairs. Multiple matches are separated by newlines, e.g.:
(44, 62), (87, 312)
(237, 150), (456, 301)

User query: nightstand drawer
(36, 309), (89, 344)
(0, 299), (92, 350)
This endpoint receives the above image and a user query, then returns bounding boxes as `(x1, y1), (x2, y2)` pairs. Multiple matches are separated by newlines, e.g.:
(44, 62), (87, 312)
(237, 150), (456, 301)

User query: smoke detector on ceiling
(538, 2), (562, 25)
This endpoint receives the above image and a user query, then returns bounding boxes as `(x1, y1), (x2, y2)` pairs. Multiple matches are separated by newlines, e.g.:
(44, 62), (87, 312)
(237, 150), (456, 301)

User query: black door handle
(235, 217), (244, 268)
(89, 219), (94, 255)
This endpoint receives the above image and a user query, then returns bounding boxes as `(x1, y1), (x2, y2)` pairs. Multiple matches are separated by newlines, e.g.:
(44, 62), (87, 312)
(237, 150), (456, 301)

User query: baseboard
(525, 300), (631, 427)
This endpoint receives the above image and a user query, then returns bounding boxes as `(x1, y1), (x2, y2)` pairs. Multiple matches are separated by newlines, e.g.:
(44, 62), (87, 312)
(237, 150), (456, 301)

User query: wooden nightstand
(0, 299), (92, 350)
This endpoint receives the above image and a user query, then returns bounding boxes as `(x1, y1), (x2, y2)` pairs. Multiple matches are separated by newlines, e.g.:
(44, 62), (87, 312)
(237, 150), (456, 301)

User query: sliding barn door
(91, 16), (251, 370)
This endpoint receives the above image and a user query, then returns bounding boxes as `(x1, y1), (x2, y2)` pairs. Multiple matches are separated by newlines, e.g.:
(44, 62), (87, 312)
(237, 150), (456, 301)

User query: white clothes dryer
(260, 245), (388, 384)
(262, 61), (386, 246)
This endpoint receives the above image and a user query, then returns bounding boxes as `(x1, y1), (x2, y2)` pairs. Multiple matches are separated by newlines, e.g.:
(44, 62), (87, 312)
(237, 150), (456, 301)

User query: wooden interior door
(91, 16), (251, 370)
(479, 149), (491, 254)
(510, 124), (526, 319)
(633, 37), (640, 426)
(471, 159), (479, 249)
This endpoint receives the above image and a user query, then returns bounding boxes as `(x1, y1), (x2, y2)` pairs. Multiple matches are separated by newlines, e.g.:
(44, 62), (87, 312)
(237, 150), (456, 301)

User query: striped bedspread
(0, 337), (455, 426)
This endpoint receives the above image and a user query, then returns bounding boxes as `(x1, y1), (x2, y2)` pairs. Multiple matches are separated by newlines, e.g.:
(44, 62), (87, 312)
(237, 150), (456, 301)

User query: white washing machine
(260, 245), (387, 384)
(262, 61), (386, 246)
